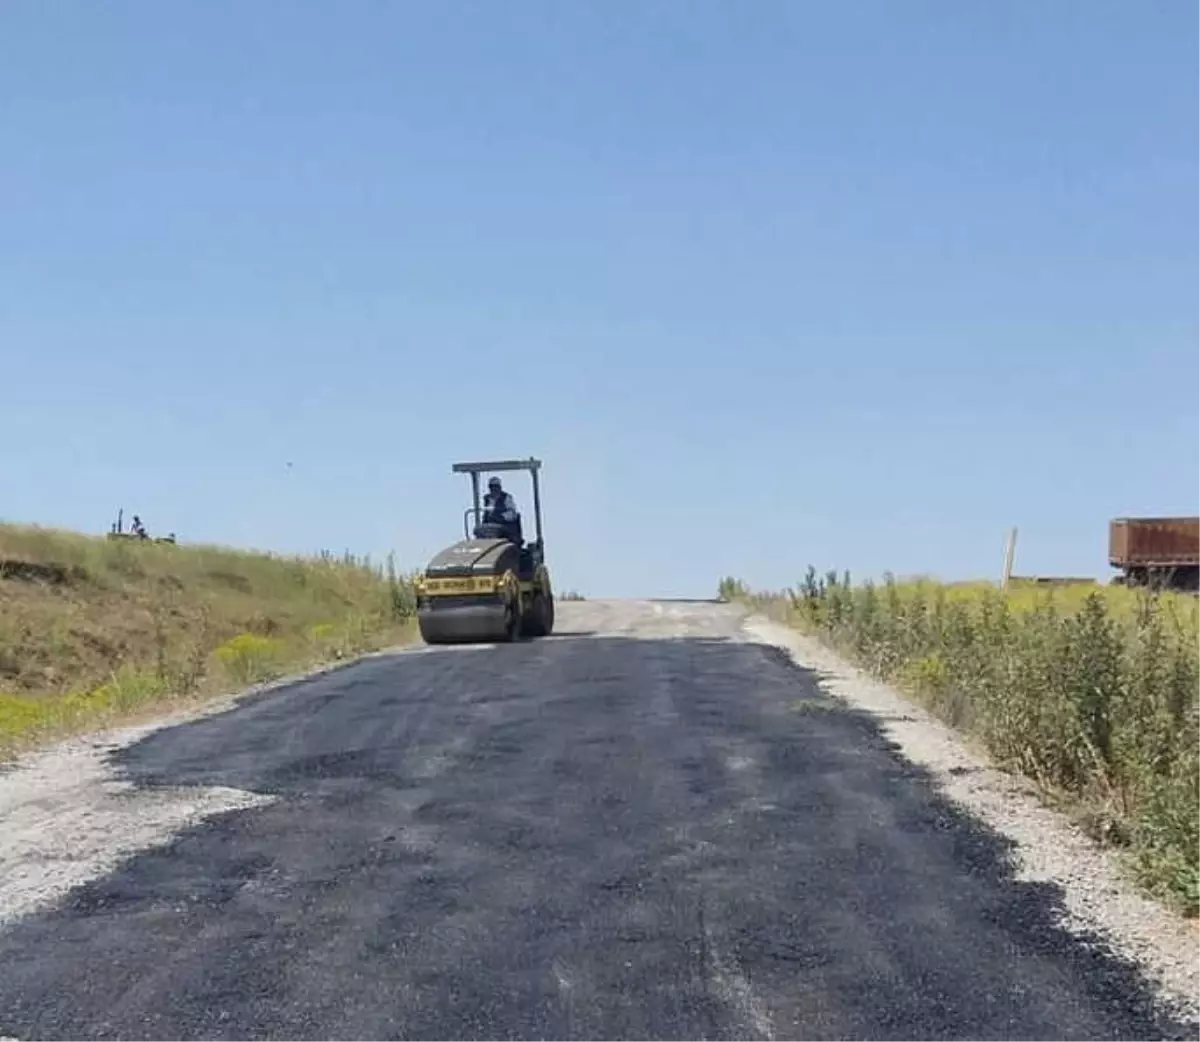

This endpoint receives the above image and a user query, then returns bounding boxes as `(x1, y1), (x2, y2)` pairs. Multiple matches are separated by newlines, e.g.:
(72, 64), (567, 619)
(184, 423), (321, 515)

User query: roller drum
(417, 601), (515, 644)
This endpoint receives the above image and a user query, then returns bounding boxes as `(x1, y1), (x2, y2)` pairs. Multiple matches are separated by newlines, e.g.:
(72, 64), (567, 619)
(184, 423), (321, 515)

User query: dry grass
(0, 523), (418, 757)
(719, 571), (1200, 915)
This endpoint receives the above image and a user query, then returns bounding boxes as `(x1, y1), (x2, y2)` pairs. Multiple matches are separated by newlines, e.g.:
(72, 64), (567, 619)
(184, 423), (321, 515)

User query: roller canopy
(452, 458), (541, 474)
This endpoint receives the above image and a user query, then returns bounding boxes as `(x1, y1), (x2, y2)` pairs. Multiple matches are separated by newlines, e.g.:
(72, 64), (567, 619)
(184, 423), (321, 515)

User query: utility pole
(1001, 526), (1018, 590)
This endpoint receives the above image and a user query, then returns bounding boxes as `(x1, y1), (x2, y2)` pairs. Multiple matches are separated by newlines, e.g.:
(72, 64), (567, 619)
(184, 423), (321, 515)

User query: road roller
(415, 458), (555, 644)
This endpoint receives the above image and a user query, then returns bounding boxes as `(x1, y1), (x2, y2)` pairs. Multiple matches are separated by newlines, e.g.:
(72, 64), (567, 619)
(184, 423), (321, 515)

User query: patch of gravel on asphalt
(0, 644), (416, 930)
(741, 613), (1200, 1026)
(0, 740), (274, 926)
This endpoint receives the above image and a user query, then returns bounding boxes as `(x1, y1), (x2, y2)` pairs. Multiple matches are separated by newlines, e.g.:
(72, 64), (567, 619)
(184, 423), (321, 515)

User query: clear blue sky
(3, 1), (1196, 597)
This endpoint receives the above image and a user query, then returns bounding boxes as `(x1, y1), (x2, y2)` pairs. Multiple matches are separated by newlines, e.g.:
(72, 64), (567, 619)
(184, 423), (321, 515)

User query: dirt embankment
(0, 523), (416, 756)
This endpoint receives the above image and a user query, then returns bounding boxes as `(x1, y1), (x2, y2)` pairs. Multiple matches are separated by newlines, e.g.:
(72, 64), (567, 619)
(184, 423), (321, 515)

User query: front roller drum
(417, 600), (518, 645)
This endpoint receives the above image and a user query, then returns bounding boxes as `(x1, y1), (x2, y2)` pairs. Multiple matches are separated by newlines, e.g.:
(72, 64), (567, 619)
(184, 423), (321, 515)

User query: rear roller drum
(522, 590), (555, 638)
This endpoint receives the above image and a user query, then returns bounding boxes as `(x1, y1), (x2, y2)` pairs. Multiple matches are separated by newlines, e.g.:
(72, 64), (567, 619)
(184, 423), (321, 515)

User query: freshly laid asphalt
(0, 601), (1193, 1040)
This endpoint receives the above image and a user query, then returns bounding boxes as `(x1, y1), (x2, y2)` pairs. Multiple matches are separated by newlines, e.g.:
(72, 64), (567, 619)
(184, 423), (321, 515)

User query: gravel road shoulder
(740, 612), (1200, 1024)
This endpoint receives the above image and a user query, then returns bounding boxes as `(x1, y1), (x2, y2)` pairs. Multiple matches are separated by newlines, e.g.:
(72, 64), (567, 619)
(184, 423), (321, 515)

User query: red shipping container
(1109, 517), (1200, 567)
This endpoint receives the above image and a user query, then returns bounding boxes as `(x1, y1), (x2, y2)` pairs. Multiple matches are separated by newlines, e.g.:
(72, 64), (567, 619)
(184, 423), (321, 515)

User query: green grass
(0, 523), (419, 756)
(719, 570), (1200, 916)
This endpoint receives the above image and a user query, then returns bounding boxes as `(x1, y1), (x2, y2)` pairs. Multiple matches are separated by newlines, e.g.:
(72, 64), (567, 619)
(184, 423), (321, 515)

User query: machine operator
(483, 476), (521, 542)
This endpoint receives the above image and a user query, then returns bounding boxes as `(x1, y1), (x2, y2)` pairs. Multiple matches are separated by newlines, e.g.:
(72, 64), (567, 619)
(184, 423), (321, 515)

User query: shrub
(213, 633), (283, 685)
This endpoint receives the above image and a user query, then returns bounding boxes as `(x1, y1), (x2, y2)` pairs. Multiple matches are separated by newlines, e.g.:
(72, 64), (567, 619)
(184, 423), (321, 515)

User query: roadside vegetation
(0, 523), (418, 757)
(718, 571), (1200, 916)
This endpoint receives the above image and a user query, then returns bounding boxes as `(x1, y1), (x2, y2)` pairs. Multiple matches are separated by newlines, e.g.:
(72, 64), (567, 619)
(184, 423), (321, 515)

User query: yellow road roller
(415, 458), (555, 644)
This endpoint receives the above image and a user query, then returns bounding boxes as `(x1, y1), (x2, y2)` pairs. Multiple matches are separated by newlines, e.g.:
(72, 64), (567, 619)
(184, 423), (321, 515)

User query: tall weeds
(729, 571), (1199, 914)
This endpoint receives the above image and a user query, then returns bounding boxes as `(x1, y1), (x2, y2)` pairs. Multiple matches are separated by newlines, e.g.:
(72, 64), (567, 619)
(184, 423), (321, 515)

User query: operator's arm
(497, 494), (518, 522)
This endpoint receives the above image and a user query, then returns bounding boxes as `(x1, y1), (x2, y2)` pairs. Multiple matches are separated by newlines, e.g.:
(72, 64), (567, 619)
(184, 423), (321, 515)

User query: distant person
(130, 515), (148, 539)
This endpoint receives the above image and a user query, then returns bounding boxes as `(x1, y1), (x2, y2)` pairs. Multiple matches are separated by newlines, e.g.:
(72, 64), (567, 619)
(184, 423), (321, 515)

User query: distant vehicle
(106, 509), (177, 545)
(1108, 517), (1199, 591)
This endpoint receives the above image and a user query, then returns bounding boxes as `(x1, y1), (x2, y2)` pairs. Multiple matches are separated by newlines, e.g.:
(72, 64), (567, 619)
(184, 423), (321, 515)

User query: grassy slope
(719, 572), (1200, 915)
(0, 523), (418, 757)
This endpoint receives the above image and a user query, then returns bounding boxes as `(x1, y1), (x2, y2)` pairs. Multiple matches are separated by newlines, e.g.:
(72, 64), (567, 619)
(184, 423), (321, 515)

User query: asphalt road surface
(0, 600), (1192, 1040)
